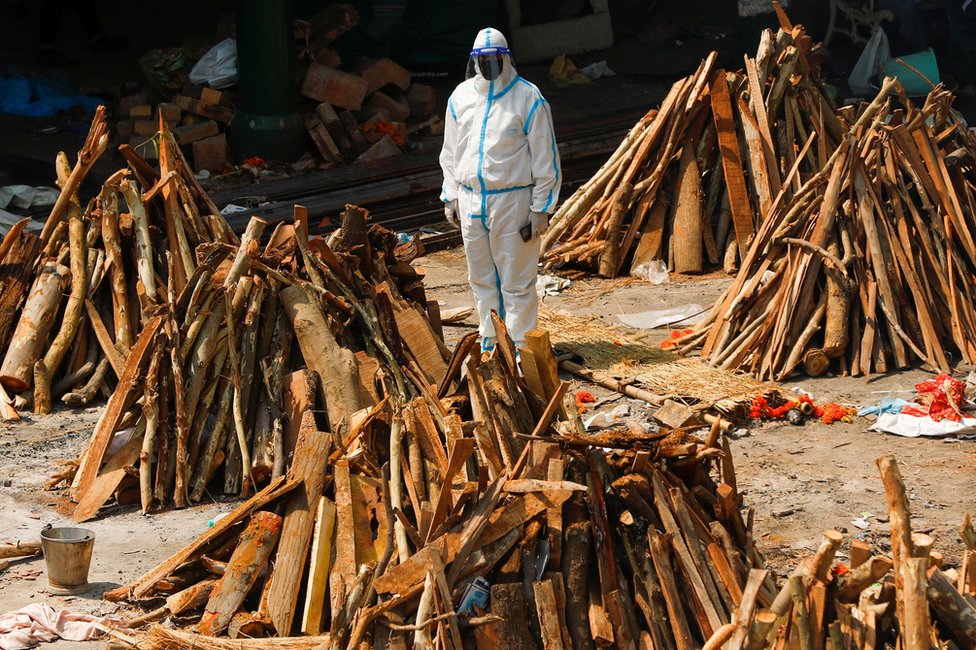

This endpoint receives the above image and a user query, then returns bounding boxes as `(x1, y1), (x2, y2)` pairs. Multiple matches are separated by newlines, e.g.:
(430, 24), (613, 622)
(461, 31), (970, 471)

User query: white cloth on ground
(0, 603), (109, 650)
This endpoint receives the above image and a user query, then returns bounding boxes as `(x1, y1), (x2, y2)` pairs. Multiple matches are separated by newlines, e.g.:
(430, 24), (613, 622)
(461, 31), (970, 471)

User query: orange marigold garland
(749, 395), (856, 424)
(575, 390), (596, 412)
(361, 120), (406, 147)
(659, 328), (693, 350)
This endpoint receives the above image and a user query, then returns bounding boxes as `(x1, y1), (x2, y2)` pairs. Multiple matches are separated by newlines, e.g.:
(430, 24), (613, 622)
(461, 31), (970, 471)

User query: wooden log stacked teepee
(542, 19), (842, 278)
(676, 82), (976, 380)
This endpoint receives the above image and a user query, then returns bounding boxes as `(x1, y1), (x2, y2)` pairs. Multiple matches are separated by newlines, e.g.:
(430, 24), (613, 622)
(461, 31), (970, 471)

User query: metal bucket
(40, 526), (94, 595)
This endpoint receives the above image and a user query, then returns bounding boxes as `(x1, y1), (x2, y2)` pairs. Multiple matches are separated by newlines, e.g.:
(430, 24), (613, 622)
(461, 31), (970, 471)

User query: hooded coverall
(439, 27), (561, 346)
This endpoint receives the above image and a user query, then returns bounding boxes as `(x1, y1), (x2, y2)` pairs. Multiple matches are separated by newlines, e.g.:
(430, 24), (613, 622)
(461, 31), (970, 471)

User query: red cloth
(901, 374), (966, 422)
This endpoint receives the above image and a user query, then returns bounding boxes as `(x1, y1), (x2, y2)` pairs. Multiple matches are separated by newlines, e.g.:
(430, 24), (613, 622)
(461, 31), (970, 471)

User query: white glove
(530, 211), (549, 239)
(444, 199), (459, 228)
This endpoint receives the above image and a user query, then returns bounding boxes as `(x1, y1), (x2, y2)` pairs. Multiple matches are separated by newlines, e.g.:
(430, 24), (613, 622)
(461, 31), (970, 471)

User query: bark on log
(672, 142), (704, 274)
(877, 455), (929, 650)
(196, 511), (283, 636)
(281, 283), (364, 432)
(33, 360), (51, 415)
(0, 263), (68, 391)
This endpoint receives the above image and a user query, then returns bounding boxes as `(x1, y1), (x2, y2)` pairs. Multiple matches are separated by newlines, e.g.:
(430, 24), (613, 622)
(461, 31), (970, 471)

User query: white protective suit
(439, 27), (561, 347)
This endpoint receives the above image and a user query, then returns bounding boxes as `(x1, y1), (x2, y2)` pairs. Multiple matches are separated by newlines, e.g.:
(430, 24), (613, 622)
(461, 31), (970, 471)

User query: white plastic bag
(189, 38), (238, 89)
(848, 26), (890, 97)
(631, 259), (669, 285)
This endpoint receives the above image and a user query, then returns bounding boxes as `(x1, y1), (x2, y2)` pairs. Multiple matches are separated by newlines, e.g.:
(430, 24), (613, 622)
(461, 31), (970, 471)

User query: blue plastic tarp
(0, 69), (101, 117)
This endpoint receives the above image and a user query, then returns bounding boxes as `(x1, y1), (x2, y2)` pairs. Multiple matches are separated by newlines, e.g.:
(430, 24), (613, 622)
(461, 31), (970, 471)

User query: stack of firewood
(699, 456), (976, 650)
(0, 108), (236, 420)
(64, 196), (447, 516)
(676, 81), (976, 380)
(102, 323), (772, 649)
(541, 21), (841, 277)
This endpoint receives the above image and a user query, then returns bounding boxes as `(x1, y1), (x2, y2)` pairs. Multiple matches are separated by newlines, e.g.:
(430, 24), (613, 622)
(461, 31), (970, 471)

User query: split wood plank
(115, 476), (297, 600)
(197, 511), (283, 636)
(72, 315), (162, 506)
(709, 69), (754, 253)
(373, 490), (573, 595)
(301, 497), (337, 635)
(260, 402), (331, 635)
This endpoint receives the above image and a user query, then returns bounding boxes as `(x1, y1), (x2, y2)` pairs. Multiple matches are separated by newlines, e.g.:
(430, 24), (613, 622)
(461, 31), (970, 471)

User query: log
(836, 556), (893, 602)
(259, 401), (331, 636)
(533, 579), (568, 650)
(166, 578), (217, 615)
(38, 105), (108, 248)
(223, 217), (267, 289)
(877, 455), (929, 650)
(0, 227), (39, 357)
(40, 202), (88, 390)
(281, 283), (364, 432)
(475, 583), (538, 649)
(0, 263), (68, 391)
(197, 511), (283, 636)
(822, 240), (851, 358)
(0, 541), (41, 559)
(32, 361), (51, 415)
(926, 566), (976, 645)
(672, 141), (704, 274)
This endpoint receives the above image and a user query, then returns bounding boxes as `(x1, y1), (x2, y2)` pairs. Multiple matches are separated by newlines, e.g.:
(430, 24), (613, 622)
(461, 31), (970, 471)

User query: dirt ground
(0, 247), (973, 646)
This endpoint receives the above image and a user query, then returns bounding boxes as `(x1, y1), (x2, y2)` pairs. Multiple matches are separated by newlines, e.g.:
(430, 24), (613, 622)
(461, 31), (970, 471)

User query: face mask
(475, 54), (504, 81)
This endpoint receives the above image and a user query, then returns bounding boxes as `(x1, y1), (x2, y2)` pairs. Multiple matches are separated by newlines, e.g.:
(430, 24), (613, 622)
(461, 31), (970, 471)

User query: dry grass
(539, 306), (784, 414)
(137, 626), (330, 650)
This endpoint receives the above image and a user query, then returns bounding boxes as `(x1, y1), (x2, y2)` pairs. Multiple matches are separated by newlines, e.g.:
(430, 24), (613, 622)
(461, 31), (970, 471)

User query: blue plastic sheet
(0, 69), (101, 117)
(857, 397), (914, 417)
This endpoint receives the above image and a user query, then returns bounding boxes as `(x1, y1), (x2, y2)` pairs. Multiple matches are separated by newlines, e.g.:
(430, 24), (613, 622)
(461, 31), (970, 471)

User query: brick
(200, 87), (233, 107)
(359, 58), (411, 94)
(173, 95), (234, 123)
(356, 134), (402, 163)
(315, 103), (355, 158)
(192, 133), (229, 172)
(337, 110), (370, 154)
(309, 4), (358, 46)
(301, 64), (368, 111)
(407, 83), (436, 119)
(130, 104), (152, 119)
(306, 118), (342, 164)
(119, 92), (148, 119)
(157, 102), (181, 123)
(129, 136), (158, 160)
(116, 120), (134, 139)
(365, 90), (410, 122)
(133, 119), (158, 137)
(173, 120), (219, 145)
(311, 46), (341, 69)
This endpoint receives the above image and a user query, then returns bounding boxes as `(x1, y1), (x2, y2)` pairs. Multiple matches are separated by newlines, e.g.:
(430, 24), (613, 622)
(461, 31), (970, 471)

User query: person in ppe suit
(439, 27), (561, 353)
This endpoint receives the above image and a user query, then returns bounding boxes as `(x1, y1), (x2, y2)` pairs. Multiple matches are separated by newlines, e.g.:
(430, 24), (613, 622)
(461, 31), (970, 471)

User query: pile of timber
(104, 328), (772, 650)
(64, 192), (447, 517)
(0, 108), (236, 421)
(675, 81), (976, 380)
(700, 456), (976, 650)
(541, 22), (841, 277)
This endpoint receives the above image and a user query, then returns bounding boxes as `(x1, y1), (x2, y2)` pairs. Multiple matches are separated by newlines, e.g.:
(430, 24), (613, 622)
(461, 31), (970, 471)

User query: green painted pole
(231, 0), (306, 161)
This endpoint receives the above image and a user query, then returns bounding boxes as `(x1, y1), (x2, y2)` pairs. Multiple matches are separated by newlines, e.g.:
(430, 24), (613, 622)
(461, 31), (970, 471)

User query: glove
(444, 199), (459, 228)
(529, 211), (549, 239)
